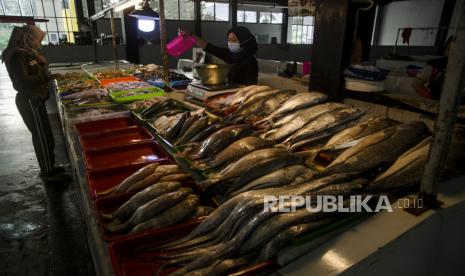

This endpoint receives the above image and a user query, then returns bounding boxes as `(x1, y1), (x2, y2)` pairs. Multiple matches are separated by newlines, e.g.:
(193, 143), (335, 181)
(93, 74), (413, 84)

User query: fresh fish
(106, 187), (192, 232)
(226, 154), (304, 195)
(230, 85), (270, 107)
(101, 182), (181, 220)
(367, 137), (431, 192)
(158, 173), (192, 182)
(105, 162), (158, 195)
(188, 124), (254, 160)
(176, 116), (210, 146)
(141, 99), (177, 119)
(174, 114), (199, 143)
(155, 109), (184, 118)
(188, 206), (216, 220)
(198, 148), (289, 191)
(256, 92), (328, 125)
(166, 112), (188, 141)
(257, 218), (336, 261)
(233, 90), (281, 117)
(325, 122), (430, 174)
(191, 137), (275, 170)
(131, 194), (199, 233)
(324, 116), (393, 149)
(184, 255), (252, 276)
(152, 115), (182, 137)
(187, 121), (229, 144)
(284, 107), (364, 145)
(126, 165), (182, 192)
(229, 165), (312, 197)
(246, 90), (297, 121)
(265, 103), (348, 142)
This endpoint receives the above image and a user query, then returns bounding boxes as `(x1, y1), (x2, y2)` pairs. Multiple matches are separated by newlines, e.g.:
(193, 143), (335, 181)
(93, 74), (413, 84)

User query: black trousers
(15, 93), (55, 174)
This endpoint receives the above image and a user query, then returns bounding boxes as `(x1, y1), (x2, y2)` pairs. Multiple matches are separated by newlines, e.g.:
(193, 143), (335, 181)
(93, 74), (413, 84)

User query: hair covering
(2, 25), (46, 63)
(227, 26), (258, 63)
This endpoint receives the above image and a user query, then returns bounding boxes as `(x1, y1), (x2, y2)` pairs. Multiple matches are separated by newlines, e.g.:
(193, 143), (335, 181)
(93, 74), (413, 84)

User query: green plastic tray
(110, 87), (165, 104)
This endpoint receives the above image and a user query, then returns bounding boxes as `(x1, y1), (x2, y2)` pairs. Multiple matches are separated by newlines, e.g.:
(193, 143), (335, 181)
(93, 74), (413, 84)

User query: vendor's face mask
(228, 42), (242, 53)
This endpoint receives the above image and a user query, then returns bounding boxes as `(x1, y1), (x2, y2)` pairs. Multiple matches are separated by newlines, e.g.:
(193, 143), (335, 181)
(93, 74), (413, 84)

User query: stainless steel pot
(195, 64), (232, 85)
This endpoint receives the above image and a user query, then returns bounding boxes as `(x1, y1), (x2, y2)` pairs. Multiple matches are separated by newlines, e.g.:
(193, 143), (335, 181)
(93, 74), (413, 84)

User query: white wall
(376, 0), (445, 46)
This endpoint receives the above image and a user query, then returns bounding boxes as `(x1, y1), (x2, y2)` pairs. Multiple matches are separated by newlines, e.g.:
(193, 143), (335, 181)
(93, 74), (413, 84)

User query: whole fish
(284, 107), (364, 145)
(256, 92), (328, 125)
(131, 194), (199, 233)
(246, 90), (296, 121)
(176, 116), (210, 146)
(166, 112), (188, 141)
(101, 182), (181, 220)
(188, 124), (254, 160)
(198, 148), (289, 191)
(106, 187), (192, 232)
(155, 109), (184, 118)
(227, 154), (304, 194)
(233, 89), (281, 117)
(230, 85), (271, 107)
(229, 165), (312, 197)
(153, 114), (182, 137)
(141, 99), (177, 119)
(191, 136), (275, 170)
(324, 116), (393, 150)
(367, 137), (431, 192)
(126, 165), (182, 192)
(325, 122), (430, 174)
(257, 218), (336, 261)
(265, 103), (348, 142)
(184, 255), (252, 276)
(174, 114), (199, 143)
(187, 121), (229, 144)
(158, 173), (192, 182)
(105, 162), (158, 195)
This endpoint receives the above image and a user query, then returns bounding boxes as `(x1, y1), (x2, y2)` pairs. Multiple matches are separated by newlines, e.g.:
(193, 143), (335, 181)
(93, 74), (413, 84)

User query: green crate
(110, 87), (165, 104)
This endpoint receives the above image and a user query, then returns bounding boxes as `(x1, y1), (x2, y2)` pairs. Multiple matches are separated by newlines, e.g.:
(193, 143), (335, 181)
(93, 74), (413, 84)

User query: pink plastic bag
(166, 35), (196, 57)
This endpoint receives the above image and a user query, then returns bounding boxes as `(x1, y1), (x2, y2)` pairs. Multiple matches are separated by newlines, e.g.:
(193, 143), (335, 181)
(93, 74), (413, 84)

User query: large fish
(229, 85), (269, 108)
(246, 90), (297, 121)
(186, 121), (229, 144)
(233, 89), (282, 117)
(126, 165), (182, 192)
(101, 181), (182, 220)
(229, 164), (313, 197)
(256, 92), (328, 125)
(106, 187), (192, 232)
(367, 137), (431, 192)
(105, 162), (159, 195)
(191, 136), (275, 170)
(131, 194), (200, 233)
(188, 124), (254, 160)
(198, 148), (289, 191)
(324, 122), (430, 174)
(184, 255), (252, 276)
(264, 103), (348, 142)
(165, 112), (188, 141)
(324, 116), (393, 150)
(173, 114), (200, 143)
(176, 116), (210, 146)
(284, 107), (364, 147)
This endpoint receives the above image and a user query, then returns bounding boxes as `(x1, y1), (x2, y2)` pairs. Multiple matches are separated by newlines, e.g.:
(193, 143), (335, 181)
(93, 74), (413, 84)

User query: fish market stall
(50, 63), (465, 276)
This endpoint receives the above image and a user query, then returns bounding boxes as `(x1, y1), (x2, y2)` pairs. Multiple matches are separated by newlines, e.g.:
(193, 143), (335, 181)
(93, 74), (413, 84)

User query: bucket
(166, 35), (196, 57)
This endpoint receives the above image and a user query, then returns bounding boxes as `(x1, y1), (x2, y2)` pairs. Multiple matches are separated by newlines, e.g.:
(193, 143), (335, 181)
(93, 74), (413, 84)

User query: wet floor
(0, 63), (94, 275)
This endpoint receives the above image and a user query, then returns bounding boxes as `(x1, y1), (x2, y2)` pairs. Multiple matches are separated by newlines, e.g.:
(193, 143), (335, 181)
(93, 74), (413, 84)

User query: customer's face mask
(228, 42), (242, 53)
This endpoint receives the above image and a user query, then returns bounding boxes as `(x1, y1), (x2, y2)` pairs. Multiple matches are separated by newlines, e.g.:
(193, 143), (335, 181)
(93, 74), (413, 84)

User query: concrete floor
(0, 63), (94, 275)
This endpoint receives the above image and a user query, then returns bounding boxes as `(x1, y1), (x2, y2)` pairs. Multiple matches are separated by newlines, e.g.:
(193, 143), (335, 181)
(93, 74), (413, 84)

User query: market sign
(288, 0), (316, 17)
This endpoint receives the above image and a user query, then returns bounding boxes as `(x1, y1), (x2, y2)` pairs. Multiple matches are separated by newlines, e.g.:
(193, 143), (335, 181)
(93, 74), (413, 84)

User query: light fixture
(114, 0), (143, 12)
(129, 0), (159, 32)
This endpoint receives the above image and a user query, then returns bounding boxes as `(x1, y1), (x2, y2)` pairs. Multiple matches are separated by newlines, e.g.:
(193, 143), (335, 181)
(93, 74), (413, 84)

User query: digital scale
(185, 82), (241, 100)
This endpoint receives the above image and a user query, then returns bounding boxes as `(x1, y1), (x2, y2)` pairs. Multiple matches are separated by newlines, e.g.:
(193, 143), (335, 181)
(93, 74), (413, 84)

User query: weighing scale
(185, 82), (240, 100)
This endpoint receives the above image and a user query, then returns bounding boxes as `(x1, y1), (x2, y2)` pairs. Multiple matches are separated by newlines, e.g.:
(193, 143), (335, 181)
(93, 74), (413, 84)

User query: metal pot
(195, 64), (232, 85)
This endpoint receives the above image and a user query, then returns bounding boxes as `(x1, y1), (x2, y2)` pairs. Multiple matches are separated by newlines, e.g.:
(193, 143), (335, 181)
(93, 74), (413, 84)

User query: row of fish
(144, 129), (433, 275)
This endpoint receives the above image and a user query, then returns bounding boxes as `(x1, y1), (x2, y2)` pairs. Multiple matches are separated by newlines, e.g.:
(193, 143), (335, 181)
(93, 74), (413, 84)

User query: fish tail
(98, 186), (116, 196)
(100, 212), (113, 220)
(105, 220), (129, 233)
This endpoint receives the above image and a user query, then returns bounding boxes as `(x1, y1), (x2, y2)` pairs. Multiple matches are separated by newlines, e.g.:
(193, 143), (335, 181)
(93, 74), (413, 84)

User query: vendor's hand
(178, 28), (192, 37)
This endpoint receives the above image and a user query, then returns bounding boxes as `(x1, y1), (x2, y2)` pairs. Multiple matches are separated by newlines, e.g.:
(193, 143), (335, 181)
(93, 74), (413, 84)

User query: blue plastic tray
(147, 79), (192, 88)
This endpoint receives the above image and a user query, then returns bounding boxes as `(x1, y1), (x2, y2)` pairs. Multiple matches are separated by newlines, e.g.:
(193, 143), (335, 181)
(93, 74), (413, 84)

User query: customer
(179, 26), (259, 85)
(2, 25), (68, 182)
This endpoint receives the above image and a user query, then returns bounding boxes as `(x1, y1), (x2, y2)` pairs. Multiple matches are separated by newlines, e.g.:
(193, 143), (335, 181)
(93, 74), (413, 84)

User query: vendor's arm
(179, 28), (232, 63)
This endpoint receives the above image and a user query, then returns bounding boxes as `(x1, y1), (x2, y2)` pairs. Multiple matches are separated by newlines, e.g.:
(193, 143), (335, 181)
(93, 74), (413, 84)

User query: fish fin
(295, 149), (320, 161)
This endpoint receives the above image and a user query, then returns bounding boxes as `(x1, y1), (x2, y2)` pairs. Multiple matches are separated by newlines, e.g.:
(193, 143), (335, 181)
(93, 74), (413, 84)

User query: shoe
(40, 172), (72, 183)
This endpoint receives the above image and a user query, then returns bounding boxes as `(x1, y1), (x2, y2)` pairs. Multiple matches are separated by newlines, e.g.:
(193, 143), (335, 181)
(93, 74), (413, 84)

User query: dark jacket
(204, 43), (259, 85)
(4, 48), (50, 99)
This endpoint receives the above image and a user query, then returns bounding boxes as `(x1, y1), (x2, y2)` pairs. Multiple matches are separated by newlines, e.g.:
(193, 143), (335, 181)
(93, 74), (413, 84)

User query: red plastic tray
(99, 76), (140, 87)
(80, 127), (154, 151)
(108, 221), (278, 276)
(83, 141), (169, 172)
(87, 161), (170, 199)
(75, 116), (138, 135)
